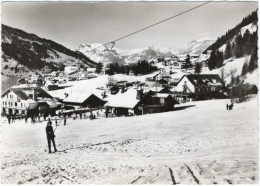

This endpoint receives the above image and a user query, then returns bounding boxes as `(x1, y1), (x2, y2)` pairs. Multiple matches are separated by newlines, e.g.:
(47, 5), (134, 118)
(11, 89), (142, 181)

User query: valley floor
(1, 96), (258, 184)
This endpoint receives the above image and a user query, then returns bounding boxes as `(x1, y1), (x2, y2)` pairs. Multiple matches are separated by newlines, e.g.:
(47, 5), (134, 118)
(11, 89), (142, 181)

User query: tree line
(208, 30), (257, 71)
(96, 60), (158, 76)
(204, 10), (257, 53)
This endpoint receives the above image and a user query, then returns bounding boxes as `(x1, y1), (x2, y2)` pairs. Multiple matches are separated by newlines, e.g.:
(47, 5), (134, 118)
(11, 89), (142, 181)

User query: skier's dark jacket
(46, 122), (55, 138)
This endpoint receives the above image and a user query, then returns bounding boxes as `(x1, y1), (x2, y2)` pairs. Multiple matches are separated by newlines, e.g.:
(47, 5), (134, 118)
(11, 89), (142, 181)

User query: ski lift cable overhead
(90, 2), (211, 52)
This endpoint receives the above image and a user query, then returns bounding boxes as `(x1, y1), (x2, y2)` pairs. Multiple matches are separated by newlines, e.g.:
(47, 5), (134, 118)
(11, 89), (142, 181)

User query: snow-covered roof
(63, 93), (93, 103)
(152, 93), (170, 98)
(105, 89), (140, 109)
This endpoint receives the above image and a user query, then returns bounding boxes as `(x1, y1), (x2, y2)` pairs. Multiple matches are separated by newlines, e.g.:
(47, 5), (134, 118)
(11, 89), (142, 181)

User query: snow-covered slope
(202, 56), (258, 84)
(77, 43), (177, 65)
(240, 23), (257, 36)
(2, 95), (258, 184)
(179, 38), (215, 55)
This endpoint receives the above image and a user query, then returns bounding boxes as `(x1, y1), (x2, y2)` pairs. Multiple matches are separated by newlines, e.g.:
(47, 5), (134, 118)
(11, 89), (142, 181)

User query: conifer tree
(195, 63), (202, 74)
(208, 49), (217, 70)
(225, 42), (232, 59)
(248, 44), (258, 72)
(241, 62), (249, 76)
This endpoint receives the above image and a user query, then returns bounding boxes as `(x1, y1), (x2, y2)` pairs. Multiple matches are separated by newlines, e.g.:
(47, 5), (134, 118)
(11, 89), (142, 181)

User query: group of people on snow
(226, 102), (234, 110)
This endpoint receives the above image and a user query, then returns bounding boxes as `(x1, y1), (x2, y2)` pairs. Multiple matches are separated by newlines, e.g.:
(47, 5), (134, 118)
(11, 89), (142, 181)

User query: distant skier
(229, 103), (233, 110)
(72, 113), (76, 120)
(8, 114), (11, 124)
(11, 114), (14, 123)
(25, 115), (28, 123)
(226, 104), (229, 110)
(38, 113), (41, 122)
(80, 112), (82, 119)
(46, 118), (58, 153)
(55, 118), (58, 126)
(63, 113), (67, 126)
(105, 108), (109, 118)
(96, 110), (100, 117)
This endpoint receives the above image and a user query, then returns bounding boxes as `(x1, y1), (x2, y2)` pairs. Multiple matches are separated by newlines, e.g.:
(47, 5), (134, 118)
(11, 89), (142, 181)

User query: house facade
(2, 89), (28, 115)
(1, 87), (57, 115)
(174, 74), (226, 99)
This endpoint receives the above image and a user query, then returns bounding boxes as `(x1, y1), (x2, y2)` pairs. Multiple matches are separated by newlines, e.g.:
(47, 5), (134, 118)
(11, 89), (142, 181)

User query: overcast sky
(2, 1), (258, 51)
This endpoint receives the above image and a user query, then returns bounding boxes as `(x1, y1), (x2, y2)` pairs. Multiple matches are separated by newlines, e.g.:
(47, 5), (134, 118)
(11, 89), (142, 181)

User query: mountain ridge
(1, 24), (97, 76)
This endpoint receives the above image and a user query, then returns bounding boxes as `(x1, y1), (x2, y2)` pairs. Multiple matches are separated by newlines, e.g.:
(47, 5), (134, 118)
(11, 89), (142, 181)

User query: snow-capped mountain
(77, 43), (125, 65)
(179, 38), (215, 55)
(77, 43), (177, 65)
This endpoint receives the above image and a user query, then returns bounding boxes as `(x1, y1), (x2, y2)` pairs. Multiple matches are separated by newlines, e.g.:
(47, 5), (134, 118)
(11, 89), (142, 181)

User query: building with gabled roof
(104, 88), (179, 116)
(1, 86), (59, 115)
(62, 93), (106, 108)
(174, 74), (226, 100)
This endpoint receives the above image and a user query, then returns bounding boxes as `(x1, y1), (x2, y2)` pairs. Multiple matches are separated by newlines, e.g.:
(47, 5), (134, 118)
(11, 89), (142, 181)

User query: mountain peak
(179, 38), (215, 55)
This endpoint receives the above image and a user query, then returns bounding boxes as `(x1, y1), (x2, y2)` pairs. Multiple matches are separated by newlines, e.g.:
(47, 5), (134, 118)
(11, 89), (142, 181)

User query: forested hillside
(2, 24), (97, 73)
(204, 10), (258, 73)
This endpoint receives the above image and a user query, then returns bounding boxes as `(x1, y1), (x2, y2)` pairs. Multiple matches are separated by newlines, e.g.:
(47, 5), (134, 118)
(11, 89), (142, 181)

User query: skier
(226, 104), (229, 110)
(46, 118), (58, 153)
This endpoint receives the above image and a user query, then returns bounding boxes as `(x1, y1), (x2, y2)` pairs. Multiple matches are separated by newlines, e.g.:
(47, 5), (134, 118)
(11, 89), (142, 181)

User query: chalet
(174, 74), (226, 99)
(16, 64), (26, 74)
(63, 93), (106, 109)
(44, 65), (53, 74)
(153, 71), (171, 82)
(1, 87), (59, 115)
(159, 87), (191, 103)
(105, 88), (179, 116)
(64, 66), (79, 75)
(171, 61), (182, 70)
(86, 68), (96, 74)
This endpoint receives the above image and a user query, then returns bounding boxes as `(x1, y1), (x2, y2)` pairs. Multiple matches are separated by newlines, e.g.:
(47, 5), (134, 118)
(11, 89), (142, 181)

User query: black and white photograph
(1, 1), (259, 184)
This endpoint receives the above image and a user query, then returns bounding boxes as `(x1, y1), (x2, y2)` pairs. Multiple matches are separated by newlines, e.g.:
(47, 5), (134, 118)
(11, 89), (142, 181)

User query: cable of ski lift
(90, 2), (211, 52)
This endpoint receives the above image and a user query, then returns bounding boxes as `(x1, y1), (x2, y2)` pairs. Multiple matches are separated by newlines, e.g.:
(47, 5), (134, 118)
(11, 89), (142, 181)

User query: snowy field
(1, 95), (258, 184)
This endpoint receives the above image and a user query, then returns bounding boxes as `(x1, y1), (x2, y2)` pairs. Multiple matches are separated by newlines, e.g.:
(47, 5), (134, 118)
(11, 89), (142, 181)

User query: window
(29, 94), (33, 99)
(160, 98), (165, 105)
(15, 102), (17, 107)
